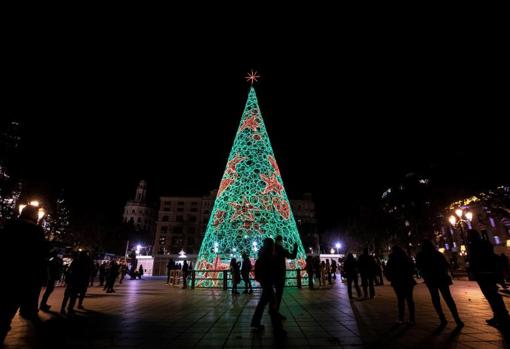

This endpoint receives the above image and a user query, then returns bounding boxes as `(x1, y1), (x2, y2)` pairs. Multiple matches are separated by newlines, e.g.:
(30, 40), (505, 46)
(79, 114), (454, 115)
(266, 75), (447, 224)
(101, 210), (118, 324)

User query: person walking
(358, 248), (377, 299)
(331, 260), (337, 280)
(119, 262), (128, 284)
(241, 253), (253, 294)
(467, 229), (510, 327)
(105, 260), (119, 293)
(343, 253), (362, 299)
(385, 245), (416, 325)
(416, 240), (463, 327)
(39, 250), (63, 312)
(274, 236), (297, 314)
(251, 238), (286, 339)
(90, 262), (99, 287)
(61, 251), (91, 315)
(314, 257), (322, 287)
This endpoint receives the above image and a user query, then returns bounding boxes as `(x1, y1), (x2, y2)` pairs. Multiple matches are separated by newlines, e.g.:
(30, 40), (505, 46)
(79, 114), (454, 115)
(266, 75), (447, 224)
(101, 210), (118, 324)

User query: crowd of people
(1, 205), (509, 344)
(0, 206), (142, 343)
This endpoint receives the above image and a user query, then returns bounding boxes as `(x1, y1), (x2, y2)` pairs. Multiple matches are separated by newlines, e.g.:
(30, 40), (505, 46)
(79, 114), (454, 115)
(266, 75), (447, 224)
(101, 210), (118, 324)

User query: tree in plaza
(196, 84), (307, 287)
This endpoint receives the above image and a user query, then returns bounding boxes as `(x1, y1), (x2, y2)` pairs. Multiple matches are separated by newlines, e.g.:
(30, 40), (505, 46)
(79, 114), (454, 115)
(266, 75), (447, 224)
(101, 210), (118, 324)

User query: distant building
(123, 180), (156, 247)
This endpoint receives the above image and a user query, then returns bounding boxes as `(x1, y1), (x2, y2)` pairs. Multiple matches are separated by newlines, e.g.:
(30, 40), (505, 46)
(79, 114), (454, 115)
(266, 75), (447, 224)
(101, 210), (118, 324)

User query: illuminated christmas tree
(196, 81), (307, 287)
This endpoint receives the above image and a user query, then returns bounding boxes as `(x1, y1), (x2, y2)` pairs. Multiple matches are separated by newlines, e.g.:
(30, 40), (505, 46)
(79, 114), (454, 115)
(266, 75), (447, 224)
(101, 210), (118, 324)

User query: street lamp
(335, 242), (342, 254)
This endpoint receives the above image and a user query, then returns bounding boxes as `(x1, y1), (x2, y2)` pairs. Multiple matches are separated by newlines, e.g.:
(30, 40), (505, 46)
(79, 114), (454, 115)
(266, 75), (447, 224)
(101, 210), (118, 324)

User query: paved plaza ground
(3, 276), (510, 348)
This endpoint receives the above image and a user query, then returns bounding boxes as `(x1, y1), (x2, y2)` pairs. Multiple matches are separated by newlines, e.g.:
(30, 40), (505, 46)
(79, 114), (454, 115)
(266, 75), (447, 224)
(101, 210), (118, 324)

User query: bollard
(296, 268), (302, 289)
(223, 270), (228, 290)
(191, 270), (196, 289)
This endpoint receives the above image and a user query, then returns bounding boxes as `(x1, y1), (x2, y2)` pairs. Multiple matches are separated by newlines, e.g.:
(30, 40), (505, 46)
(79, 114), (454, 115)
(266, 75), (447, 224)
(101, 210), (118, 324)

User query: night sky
(4, 35), (509, 231)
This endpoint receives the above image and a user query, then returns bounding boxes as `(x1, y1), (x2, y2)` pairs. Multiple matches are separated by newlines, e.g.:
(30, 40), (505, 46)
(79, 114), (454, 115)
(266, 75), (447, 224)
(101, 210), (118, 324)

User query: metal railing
(167, 269), (306, 289)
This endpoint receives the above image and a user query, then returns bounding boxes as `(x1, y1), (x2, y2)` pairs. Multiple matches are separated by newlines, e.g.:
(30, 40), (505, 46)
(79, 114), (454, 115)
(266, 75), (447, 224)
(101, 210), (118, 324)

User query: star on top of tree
(245, 70), (260, 85)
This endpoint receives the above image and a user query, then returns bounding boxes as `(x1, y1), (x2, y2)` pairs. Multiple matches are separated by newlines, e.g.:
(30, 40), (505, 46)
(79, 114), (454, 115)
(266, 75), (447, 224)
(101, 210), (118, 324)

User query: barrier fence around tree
(167, 269), (308, 289)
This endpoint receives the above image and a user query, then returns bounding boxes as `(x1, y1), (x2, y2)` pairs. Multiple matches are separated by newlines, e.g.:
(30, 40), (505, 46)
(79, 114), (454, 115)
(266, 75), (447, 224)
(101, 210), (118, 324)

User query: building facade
(123, 180), (156, 247)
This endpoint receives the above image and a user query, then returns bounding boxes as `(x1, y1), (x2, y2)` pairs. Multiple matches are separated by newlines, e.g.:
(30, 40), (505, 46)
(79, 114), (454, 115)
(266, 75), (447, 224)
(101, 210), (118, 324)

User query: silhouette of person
(467, 229), (510, 327)
(40, 249), (63, 312)
(119, 262), (128, 284)
(230, 258), (241, 295)
(357, 247), (377, 299)
(305, 255), (314, 289)
(325, 260), (332, 285)
(105, 260), (119, 293)
(166, 258), (175, 284)
(343, 253), (362, 299)
(1, 205), (48, 342)
(61, 250), (92, 314)
(416, 240), (463, 327)
(137, 264), (144, 280)
(274, 236), (297, 314)
(90, 262), (99, 287)
(251, 238), (286, 338)
(314, 257), (322, 286)
(241, 253), (253, 294)
(98, 261), (107, 286)
(182, 261), (189, 289)
(385, 245), (416, 325)
(331, 260), (337, 280)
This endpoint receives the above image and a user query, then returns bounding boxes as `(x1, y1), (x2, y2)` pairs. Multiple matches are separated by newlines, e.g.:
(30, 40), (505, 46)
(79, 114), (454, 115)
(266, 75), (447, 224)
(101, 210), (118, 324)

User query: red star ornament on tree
(226, 153), (246, 174)
(272, 196), (290, 220)
(239, 113), (259, 132)
(260, 173), (283, 195)
(268, 155), (281, 177)
(229, 197), (258, 222)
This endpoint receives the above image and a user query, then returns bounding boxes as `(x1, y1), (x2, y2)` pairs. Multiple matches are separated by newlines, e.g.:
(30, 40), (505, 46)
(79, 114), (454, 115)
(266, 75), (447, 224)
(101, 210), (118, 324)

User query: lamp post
(335, 242), (342, 254)
(449, 208), (473, 246)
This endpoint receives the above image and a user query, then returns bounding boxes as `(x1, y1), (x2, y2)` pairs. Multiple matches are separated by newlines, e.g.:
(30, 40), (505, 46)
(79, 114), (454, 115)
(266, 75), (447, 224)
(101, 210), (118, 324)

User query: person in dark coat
(241, 253), (253, 294)
(90, 262), (99, 287)
(166, 258), (175, 284)
(251, 238), (286, 339)
(182, 261), (189, 289)
(137, 264), (144, 280)
(40, 249), (63, 312)
(467, 229), (510, 327)
(416, 240), (463, 327)
(357, 247), (377, 299)
(305, 255), (314, 289)
(230, 258), (241, 295)
(105, 260), (119, 293)
(1, 206), (48, 343)
(313, 256), (322, 286)
(61, 251), (92, 314)
(98, 261), (107, 286)
(385, 245), (416, 325)
(331, 260), (337, 280)
(343, 253), (362, 299)
(274, 235), (297, 313)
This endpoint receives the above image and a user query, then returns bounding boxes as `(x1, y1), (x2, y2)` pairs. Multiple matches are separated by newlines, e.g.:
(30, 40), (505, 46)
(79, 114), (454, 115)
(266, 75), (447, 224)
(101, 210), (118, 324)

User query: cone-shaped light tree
(196, 85), (307, 287)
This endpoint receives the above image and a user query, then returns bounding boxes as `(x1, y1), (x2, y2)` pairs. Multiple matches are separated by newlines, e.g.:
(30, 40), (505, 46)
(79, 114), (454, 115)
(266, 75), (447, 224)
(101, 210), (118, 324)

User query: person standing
(119, 262), (128, 284)
(40, 250), (63, 312)
(90, 262), (99, 287)
(385, 245), (416, 325)
(314, 257), (322, 287)
(241, 253), (253, 294)
(305, 255), (314, 289)
(467, 230), (510, 327)
(61, 251), (91, 314)
(326, 260), (332, 285)
(251, 238), (286, 339)
(416, 240), (463, 327)
(182, 261), (189, 289)
(137, 264), (144, 280)
(343, 253), (362, 299)
(331, 260), (337, 280)
(166, 258), (175, 284)
(230, 258), (241, 295)
(1, 206), (48, 343)
(98, 261), (107, 287)
(105, 260), (119, 293)
(274, 236), (297, 314)
(358, 248), (377, 299)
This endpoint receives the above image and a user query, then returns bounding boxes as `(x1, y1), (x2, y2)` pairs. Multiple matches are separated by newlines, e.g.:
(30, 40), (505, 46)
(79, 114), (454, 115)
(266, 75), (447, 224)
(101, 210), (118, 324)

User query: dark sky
(3, 32), (509, 230)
